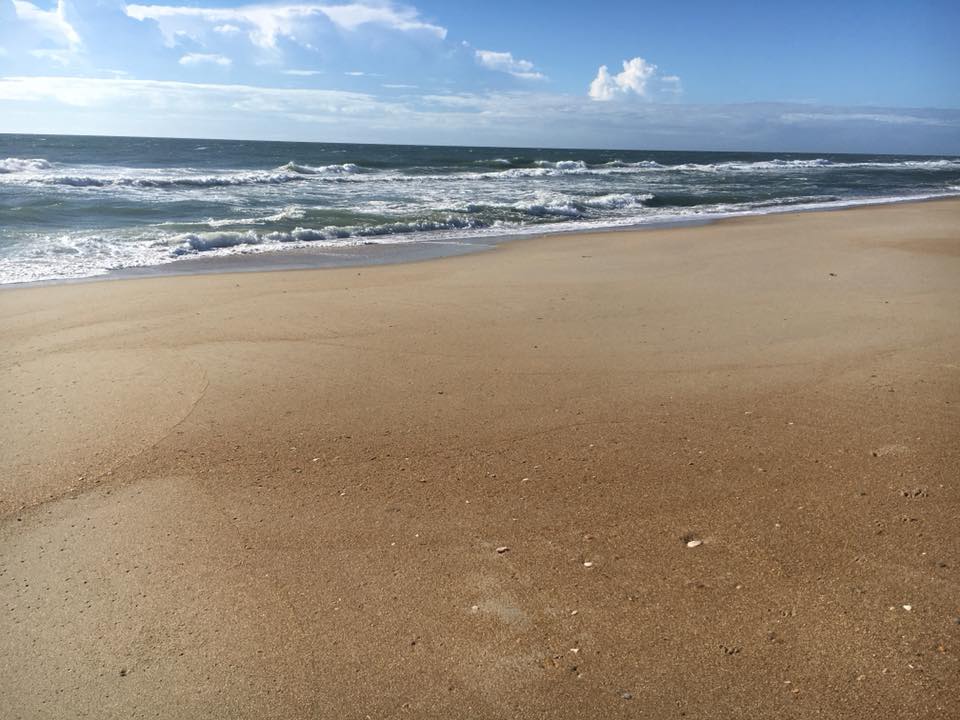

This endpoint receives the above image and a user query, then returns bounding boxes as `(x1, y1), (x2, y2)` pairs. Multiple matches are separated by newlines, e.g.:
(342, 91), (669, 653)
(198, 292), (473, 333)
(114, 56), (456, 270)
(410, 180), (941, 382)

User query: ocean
(1, 133), (959, 285)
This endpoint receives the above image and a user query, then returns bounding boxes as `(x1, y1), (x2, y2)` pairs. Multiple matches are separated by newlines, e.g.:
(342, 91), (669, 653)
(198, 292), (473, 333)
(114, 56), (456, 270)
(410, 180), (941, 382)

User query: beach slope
(1, 200), (959, 718)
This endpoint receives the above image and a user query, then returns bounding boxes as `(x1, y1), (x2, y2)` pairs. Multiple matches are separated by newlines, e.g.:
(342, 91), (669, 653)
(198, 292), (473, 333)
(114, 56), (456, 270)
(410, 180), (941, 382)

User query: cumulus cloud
(475, 49), (545, 80)
(179, 53), (232, 68)
(12, 0), (81, 49)
(125, 2), (447, 50)
(588, 56), (675, 101)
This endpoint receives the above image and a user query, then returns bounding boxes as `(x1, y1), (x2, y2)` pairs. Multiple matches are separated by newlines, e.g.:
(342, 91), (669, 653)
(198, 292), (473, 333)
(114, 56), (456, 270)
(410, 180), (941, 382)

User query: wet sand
(1, 199), (959, 718)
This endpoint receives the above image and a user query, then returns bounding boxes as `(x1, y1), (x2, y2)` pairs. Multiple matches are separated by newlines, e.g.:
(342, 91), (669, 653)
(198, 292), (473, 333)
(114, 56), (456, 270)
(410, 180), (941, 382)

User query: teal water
(1, 134), (958, 283)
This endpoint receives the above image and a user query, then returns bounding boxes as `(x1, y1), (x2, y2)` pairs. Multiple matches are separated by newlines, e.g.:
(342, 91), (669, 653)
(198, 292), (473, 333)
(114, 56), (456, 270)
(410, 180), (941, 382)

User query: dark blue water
(1, 133), (958, 283)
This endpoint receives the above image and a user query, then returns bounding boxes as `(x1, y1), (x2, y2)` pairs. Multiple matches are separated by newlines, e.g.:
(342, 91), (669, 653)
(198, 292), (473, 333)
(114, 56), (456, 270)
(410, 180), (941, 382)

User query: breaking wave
(279, 161), (362, 175)
(465, 157), (960, 180)
(203, 206), (308, 227)
(513, 200), (582, 218)
(3, 157), (959, 191)
(167, 216), (489, 256)
(0, 157), (53, 173)
(582, 192), (655, 209)
(3, 133), (959, 285)
(1, 161), (361, 188)
(29, 170), (306, 188)
(535, 160), (588, 171)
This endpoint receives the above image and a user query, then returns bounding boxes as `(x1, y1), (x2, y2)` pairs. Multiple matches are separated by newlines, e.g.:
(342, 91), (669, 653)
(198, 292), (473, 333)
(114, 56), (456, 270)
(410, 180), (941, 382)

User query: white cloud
(0, 75), (375, 108)
(125, 2), (447, 50)
(319, 3), (445, 37)
(283, 69), (325, 76)
(780, 111), (953, 127)
(660, 75), (683, 96)
(179, 53), (232, 68)
(383, 83), (418, 89)
(30, 48), (73, 65)
(587, 66), (616, 101)
(475, 49), (545, 80)
(588, 56), (670, 101)
(12, 0), (81, 48)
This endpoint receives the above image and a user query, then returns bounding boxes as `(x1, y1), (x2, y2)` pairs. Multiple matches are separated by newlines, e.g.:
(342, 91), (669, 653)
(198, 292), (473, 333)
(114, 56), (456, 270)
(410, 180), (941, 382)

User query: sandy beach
(1, 199), (958, 718)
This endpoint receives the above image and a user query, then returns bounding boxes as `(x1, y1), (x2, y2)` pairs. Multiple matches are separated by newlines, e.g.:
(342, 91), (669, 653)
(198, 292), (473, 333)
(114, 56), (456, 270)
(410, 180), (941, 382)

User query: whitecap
(581, 193), (654, 209)
(0, 157), (53, 173)
(279, 161), (362, 175)
(32, 170), (305, 188)
(534, 160), (588, 171)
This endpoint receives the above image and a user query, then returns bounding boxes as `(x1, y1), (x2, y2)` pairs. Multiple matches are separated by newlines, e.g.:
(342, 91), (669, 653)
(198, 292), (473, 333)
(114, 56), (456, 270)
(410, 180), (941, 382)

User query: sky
(0, 0), (958, 153)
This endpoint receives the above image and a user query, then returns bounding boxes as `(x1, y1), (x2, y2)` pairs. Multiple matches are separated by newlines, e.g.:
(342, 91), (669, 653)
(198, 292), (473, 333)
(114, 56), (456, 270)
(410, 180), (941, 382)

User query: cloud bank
(2, 75), (957, 154)
(124, 2), (447, 50)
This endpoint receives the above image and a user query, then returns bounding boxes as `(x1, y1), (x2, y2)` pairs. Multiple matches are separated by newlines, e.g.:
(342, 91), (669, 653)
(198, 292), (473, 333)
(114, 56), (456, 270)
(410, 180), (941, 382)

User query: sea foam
(0, 157), (53, 173)
(29, 170), (306, 188)
(279, 161), (362, 175)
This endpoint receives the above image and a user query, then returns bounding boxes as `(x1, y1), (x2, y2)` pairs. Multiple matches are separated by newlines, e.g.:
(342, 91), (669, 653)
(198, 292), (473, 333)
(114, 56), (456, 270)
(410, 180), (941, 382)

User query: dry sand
(1, 200), (959, 718)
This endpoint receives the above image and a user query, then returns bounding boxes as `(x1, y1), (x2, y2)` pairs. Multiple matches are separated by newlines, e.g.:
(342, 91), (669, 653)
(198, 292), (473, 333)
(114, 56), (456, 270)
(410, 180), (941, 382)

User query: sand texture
(1, 200), (959, 718)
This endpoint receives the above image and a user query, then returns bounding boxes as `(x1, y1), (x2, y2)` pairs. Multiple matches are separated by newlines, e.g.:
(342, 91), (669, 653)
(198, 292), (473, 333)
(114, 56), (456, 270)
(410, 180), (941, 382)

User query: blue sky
(0, 0), (958, 152)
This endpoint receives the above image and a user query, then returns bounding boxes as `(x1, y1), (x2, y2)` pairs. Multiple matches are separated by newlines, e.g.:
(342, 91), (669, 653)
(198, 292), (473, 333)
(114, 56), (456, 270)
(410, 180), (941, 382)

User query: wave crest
(31, 170), (305, 188)
(581, 192), (654, 209)
(0, 157), (53, 173)
(534, 160), (588, 171)
(279, 161), (362, 175)
(166, 216), (489, 256)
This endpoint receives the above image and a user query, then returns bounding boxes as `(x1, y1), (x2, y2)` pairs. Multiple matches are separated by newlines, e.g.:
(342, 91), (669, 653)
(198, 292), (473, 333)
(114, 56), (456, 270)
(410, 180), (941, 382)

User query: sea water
(1, 133), (958, 284)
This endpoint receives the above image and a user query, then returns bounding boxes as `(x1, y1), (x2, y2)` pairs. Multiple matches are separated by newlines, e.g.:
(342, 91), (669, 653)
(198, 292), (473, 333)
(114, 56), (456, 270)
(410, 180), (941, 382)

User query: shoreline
(2, 199), (958, 718)
(4, 191), (959, 289)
